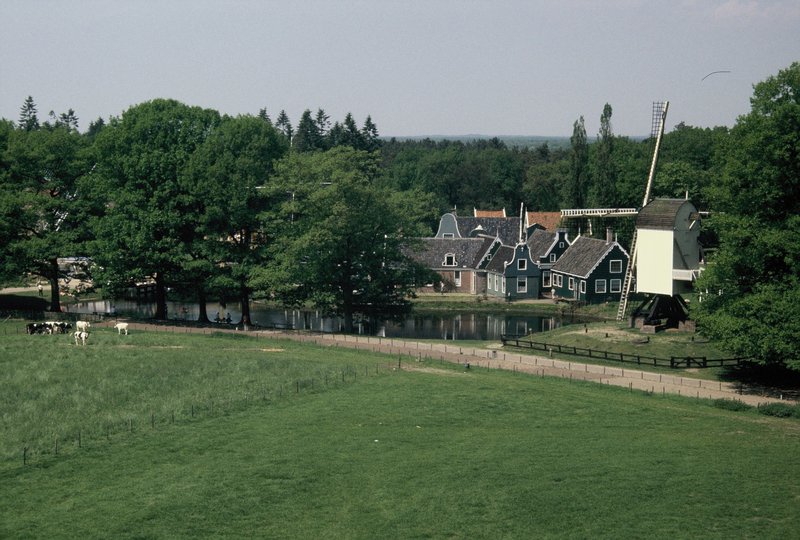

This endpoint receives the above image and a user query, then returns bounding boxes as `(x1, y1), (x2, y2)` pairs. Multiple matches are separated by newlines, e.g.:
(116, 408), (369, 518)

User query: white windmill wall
(636, 229), (676, 295)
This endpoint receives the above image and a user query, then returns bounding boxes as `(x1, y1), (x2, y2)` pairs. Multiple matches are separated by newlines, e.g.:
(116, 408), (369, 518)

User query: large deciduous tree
(90, 99), (220, 319)
(2, 119), (91, 311)
(695, 62), (800, 370)
(183, 114), (289, 325)
(566, 116), (589, 209)
(270, 147), (429, 332)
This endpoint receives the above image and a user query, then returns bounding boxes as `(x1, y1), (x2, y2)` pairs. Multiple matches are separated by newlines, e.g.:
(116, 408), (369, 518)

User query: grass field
(2, 327), (799, 538)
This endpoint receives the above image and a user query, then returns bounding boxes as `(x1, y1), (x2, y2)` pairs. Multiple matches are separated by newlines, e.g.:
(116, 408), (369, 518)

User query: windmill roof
(636, 198), (693, 230)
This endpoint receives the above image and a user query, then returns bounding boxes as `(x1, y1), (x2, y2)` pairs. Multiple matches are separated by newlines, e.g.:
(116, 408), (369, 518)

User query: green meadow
(1, 328), (799, 538)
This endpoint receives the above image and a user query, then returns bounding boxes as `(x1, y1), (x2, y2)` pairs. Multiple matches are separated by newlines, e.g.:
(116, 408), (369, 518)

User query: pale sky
(1, 1), (798, 137)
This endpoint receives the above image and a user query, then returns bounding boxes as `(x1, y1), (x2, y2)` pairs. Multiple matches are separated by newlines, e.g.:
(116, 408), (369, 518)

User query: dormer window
(443, 253), (456, 267)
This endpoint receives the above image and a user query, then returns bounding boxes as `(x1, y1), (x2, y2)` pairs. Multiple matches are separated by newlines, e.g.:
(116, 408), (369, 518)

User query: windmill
(559, 101), (703, 327)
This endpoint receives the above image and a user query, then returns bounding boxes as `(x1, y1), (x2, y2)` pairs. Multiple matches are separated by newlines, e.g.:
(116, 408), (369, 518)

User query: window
(610, 279), (622, 293)
(502, 278), (506, 294)
(549, 253), (556, 263)
(517, 277), (527, 293)
(542, 271), (551, 288)
(555, 274), (563, 287)
(610, 259), (623, 273)
(518, 258), (527, 271)
(454, 271), (461, 287)
(580, 280), (586, 294)
(494, 274), (499, 291)
(443, 253), (456, 267)
(442, 233), (455, 239)
(559, 242), (564, 248)
(595, 279), (607, 293)
(568, 277), (575, 291)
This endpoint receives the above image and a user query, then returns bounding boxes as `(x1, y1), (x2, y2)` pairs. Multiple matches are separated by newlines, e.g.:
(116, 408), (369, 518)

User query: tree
(3, 123), (91, 311)
(695, 62), (800, 370)
(183, 115), (289, 324)
(258, 107), (272, 124)
(90, 99), (221, 319)
(18, 96), (39, 131)
(275, 110), (293, 142)
(292, 109), (323, 153)
(270, 147), (429, 332)
(589, 103), (616, 207)
(361, 115), (381, 152)
(566, 116), (589, 209)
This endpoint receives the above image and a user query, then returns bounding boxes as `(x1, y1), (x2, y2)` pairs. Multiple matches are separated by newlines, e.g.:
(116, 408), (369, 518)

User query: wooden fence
(500, 334), (747, 369)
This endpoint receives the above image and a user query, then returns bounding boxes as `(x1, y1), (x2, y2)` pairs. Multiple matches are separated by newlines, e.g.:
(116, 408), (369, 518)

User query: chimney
(606, 227), (613, 244)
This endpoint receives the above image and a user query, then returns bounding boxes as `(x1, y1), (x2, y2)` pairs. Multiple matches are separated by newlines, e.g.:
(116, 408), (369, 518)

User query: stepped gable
(526, 211), (561, 231)
(409, 237), (496, 269)
(455, 216), (521, 246)
(526, 228), (558, 259)
(486, 245), (514, 273)
(551, 236), (617, 278)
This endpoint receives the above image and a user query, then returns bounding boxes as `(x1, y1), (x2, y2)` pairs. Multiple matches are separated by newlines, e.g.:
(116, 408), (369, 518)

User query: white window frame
(610, 279), (622, 293)
(443, 253), (456, 267)
(454, 270), (461, 287)
(568, 277), (575, 291)
(595, 279), (607, 293)
(518, 258), (527, 271)
(542, 271), (551, 288)
(549, 253), (556, 263)
(517, 277), (527, 293)
(555, 274), (563, 287)
(609, 259), (623, 273)
(580, 280), (586, 294)
(502, 278), (506, 294)
(442, 233), (455, 239)
(559, 242), (564, 248)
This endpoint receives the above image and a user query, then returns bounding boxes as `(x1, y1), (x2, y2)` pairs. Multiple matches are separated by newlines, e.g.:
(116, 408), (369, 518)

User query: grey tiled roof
(404, 237), (495, 269)
(551, 236), (622, 278)
(526, 228), (557, 259)
(455, 216), (522, 246)
(486, 245), (514, 273)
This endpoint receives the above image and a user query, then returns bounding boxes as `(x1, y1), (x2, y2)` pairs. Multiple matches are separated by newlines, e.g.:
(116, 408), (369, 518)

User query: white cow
(114, 322), (129, 335)
(74, 330), (89, 346)
(76, 320), (90, 332)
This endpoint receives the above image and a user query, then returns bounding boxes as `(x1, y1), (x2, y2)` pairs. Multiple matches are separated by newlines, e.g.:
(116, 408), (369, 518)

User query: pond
(66, 300), (589, 341)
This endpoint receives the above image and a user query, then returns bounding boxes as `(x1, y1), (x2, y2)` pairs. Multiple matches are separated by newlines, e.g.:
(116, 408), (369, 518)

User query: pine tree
(258, 107), (272, 125)
(19, 96), (39, 131)
(361, 115), (381, 151)
(275, 110), (293, 141)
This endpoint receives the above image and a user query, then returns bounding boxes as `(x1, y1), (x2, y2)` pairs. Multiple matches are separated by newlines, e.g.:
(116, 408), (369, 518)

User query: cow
(26, 322), (45, 334)
(114, 322), (129, 335)
(74, 330), (89, 346)
(76, 320), (90, 332)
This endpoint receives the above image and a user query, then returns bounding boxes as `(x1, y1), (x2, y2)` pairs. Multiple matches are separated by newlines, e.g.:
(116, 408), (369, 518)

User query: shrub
(712, 399), (753, 412)
(757, 402), (798, 418)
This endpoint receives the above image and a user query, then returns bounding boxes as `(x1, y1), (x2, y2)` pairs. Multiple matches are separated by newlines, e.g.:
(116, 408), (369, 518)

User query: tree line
(1, 62), (798, 368)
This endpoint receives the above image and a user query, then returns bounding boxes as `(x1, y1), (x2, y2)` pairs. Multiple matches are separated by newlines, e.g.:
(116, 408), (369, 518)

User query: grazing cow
(45, 321), (72, 334)
(114, 322), (129, 335)
(74, 330), (89, 346)
(76, 320), (90, 332)
(26, 322), (45, 334)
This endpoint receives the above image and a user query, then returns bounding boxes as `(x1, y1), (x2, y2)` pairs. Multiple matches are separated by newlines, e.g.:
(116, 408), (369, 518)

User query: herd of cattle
(26, 320), (130, 345)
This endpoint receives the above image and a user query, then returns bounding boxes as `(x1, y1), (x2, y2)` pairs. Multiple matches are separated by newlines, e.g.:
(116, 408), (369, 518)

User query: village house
(549, 231), (629, 303)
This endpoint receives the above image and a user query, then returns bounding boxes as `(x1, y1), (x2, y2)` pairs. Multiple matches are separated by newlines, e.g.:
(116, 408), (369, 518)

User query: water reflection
(68, 300), (578, 341)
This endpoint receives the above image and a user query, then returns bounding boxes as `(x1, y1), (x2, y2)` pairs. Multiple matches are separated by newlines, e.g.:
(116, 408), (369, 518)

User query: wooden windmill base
(630, 294), (695, 333)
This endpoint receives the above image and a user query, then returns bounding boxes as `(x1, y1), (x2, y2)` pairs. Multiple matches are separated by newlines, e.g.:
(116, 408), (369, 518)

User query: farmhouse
(550, 232), (629, 303)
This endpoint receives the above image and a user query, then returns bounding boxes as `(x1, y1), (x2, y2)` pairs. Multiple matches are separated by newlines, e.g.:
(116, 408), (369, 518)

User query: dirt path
(96, 321), (793, 407)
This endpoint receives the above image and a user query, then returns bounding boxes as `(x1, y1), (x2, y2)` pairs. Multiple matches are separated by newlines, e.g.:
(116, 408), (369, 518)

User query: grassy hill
(1, 328), (799, 538)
